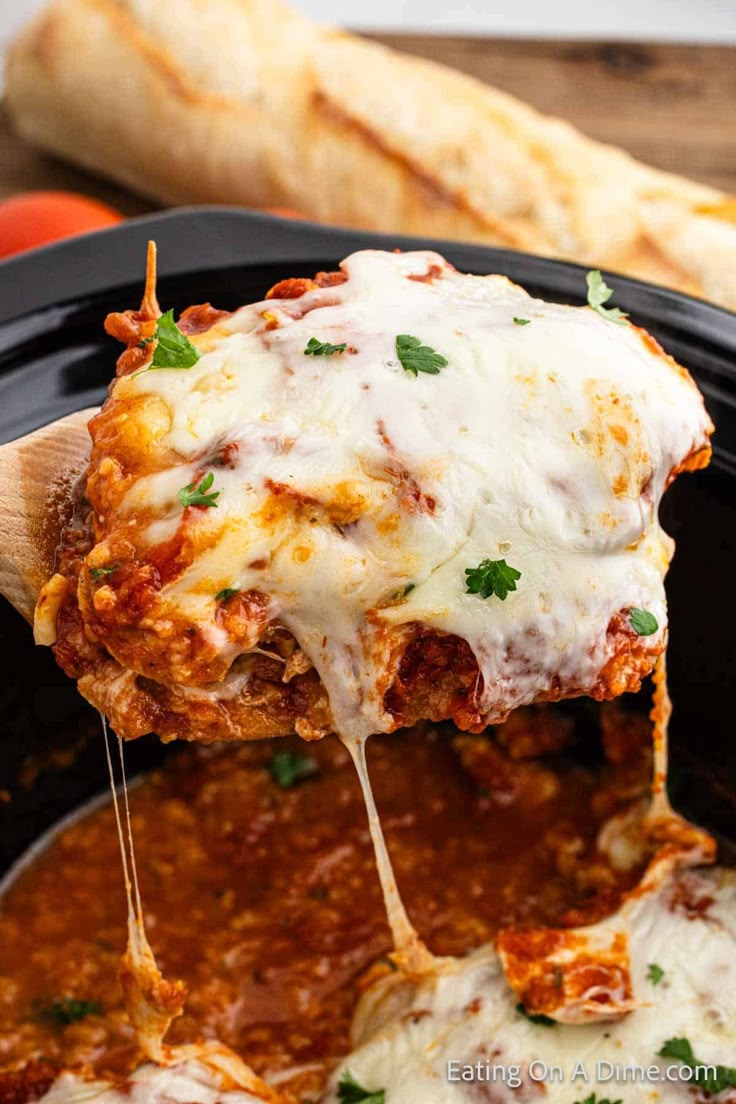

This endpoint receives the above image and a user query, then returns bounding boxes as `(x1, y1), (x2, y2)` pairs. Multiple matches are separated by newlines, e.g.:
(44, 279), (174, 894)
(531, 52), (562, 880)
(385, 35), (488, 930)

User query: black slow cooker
(0, 209), (734, 878)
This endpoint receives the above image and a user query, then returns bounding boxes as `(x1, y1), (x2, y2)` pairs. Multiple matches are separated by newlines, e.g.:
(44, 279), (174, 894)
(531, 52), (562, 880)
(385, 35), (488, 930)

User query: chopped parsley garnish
(337, 1070), (386, 1104)
(659, 1037), (736, 1095)
(630, 608), (658, 636)
(396, 334), (448, 376)
(216, 587), (240, 601)
(515, 1002), (556, 1027)
(304, 337), (347, 357)
(574, 1095), (622, 1104)
(268, 750), (319, 789)
(513, 317), (531, 326)
(89, 564), (119, 581)
(659, 1037), (696, 1064)
(36, 998), (102, 1026)
(586, 270), (629, 325)
(465, 558), (521, 601)
(177, 472), (220, 509)
(646, 962), (665, 986)
(149, 310), (201, 369)
(384, 582), (416, 607)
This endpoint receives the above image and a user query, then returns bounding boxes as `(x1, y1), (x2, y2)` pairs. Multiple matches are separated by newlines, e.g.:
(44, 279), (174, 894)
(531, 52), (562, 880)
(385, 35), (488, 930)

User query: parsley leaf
(646, 963), (665, 986)
(513, 317), (531, 326)
(574, 1095), (622, 1104)
(177, 472), (220, 509)
(586, 270), (629, 324)
(337, 1070), (386, 1104)
(304, 337), (347, 357)
(465, 558), (521, 601)
(89, 564), (119, 581)
(659, 1037), (736, 1095)
(396, 334), (448, 376)
(660, 1038), (698, 1065)
(515, 1002), (556, 1027)
(268, 750), (319, 790)
(36, 998), (102, 1026)
(216, 587), (240, 601)
(630, 608), (658, 636)
(149, 310), (201, 369)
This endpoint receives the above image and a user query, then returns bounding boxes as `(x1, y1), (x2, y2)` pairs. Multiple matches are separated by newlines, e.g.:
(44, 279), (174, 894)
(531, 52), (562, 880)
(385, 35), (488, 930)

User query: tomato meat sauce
(0, 706), (650, 1098)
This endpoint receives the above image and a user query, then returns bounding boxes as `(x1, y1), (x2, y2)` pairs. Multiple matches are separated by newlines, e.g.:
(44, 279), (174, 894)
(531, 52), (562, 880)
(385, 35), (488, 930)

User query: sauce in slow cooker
(0, 708), (649, 1097)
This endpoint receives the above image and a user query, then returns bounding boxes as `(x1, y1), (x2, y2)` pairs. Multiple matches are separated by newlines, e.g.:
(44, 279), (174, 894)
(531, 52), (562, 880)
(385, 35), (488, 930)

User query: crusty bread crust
(5, 0), (736, 308)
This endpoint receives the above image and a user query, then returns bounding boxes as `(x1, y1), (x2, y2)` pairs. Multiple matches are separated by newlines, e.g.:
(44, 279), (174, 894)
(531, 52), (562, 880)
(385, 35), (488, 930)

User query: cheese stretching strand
(649, 652), (673, 817)
(342, 731), (433, 973)
(639, 655), (714, 863)
(101, 714), (187, 1062)
(36, 248), (713, 748)
(101, 717), (278, 1100)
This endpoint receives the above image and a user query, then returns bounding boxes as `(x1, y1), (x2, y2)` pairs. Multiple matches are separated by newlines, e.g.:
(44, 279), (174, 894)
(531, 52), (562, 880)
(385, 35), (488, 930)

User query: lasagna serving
(35, 249), (712, 745)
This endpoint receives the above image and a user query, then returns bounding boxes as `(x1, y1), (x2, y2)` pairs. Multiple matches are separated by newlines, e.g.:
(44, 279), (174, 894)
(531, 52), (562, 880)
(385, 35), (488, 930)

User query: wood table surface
(0, 35), (734, 210)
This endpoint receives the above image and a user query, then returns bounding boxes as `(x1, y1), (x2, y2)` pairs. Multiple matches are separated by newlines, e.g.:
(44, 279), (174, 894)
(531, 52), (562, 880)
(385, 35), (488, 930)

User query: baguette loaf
(5, 0), (736, 308)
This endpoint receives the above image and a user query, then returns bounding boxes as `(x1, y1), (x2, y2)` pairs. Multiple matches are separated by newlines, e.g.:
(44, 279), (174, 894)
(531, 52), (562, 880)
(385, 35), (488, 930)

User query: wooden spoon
(0, 407), (96, 625)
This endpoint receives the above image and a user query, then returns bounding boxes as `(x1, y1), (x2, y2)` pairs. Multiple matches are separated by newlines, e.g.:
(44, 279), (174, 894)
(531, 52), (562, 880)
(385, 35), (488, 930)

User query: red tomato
(0, 191), (123, 258)
(264, 206), (312, 220)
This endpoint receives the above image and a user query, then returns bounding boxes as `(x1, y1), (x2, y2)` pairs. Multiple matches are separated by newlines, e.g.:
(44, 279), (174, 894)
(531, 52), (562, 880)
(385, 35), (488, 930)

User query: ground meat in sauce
(0, 707), (649, 1099)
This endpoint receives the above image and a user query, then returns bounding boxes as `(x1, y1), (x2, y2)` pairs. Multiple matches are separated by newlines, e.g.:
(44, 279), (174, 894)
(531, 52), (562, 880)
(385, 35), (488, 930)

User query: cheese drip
(101, 717), (278, 1099)
(642, 655), (713, 859)
(649, 652), (672, 816)
(342, 730), (433, 974)
(101, 715), (187, 1062)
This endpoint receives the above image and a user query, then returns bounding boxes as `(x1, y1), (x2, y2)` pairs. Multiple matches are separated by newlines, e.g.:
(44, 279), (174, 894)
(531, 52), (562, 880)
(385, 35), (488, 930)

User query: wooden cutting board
(0, 35), (734, 208)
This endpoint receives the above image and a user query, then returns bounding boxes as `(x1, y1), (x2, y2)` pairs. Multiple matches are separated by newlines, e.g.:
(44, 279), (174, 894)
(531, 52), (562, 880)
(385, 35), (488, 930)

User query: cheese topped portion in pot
(321, 863), (736, 1104)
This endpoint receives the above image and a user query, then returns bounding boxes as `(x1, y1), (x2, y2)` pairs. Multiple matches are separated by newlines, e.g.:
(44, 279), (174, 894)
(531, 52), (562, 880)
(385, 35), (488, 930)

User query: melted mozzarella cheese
(120, 249), (710, 738)
(321, 863), (736, 1104)
(37, 1058), (277, 1104)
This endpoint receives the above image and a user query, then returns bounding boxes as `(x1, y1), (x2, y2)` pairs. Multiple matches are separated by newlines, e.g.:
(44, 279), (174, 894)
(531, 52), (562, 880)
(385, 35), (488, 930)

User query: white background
(2, 0), (736, 52)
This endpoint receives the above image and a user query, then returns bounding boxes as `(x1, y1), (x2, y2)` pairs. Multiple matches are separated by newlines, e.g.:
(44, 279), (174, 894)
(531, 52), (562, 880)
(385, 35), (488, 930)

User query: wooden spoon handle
(0, 408), (96, 624)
